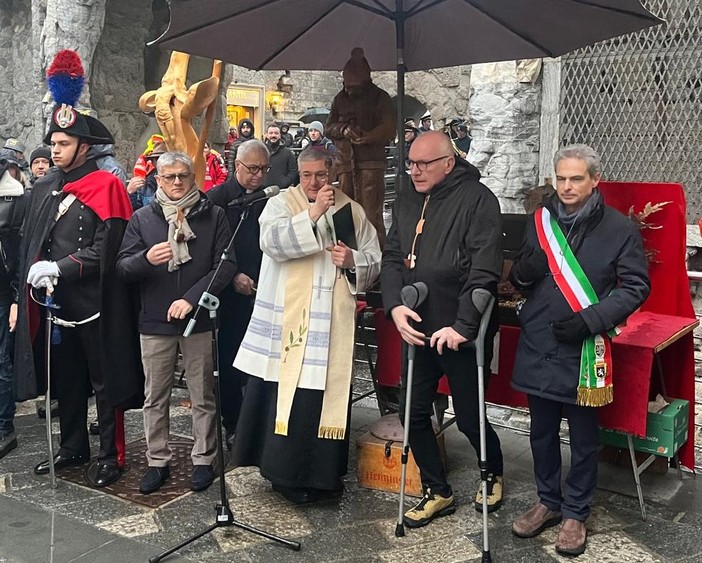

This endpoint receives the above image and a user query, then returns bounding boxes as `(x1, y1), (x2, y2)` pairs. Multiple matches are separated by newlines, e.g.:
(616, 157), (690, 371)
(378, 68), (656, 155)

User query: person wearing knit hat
(306, 121), (337, 155)
(326, 47), (396, 247)
(29, 147), (53, 183)
(15, 49), (143, 490)
(308, 121), (324, 136)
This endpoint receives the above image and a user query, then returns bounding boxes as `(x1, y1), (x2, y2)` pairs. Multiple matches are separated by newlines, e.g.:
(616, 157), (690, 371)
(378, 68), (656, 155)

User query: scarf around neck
(155, 186), (200, 272)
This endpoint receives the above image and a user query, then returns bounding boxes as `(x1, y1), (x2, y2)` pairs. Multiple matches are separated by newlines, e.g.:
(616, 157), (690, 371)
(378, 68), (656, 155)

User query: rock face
(0, 0), (44, 150)
(468, 61), (541, 213)
(374, 66), (472, 125)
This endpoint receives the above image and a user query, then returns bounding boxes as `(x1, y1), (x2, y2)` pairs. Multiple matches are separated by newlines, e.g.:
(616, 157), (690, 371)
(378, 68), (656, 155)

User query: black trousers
(52, 322), (117, 464)
(218, 288), (253, 436)
(527, 394), (599, 521)
(400, 343), (503, 497)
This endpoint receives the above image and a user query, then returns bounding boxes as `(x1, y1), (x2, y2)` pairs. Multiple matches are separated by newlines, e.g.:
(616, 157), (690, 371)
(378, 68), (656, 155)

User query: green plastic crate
(599, 398), (689, 458)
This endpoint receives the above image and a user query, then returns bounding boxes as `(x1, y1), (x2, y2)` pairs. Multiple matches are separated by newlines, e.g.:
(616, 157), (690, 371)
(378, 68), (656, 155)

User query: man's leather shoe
(139, 466), (170, 494)
(34, 453), (89, 475)
(94, 463), (121, 487)
(36, 399), (60, 419)
(512, 501), (562, 538)
(89, 420), (100, 436)
(0, 432), (17, 460)
(272, 484), (315, 504)
(191, 465), (215, 492)
(556, 518), (587, 556)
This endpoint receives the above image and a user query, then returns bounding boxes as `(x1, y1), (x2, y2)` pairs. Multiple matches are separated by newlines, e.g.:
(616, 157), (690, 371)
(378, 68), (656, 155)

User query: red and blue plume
(46, 49), (85, 107)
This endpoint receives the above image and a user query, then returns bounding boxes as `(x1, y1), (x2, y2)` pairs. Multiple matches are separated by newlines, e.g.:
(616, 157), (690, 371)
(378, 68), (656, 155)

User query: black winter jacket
(116, 192), (236, 335)
(381, 158), (502, 340)
(511, 191), (651, 403)
(264, 141), (298, 189)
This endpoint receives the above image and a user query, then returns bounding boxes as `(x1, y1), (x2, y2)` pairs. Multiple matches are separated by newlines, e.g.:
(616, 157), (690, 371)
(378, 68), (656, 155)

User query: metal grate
(559, 0), (702, 221)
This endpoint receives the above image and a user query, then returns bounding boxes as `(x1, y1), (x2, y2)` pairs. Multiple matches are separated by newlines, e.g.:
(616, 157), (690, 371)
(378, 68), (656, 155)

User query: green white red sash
(534, 207), (615, 407)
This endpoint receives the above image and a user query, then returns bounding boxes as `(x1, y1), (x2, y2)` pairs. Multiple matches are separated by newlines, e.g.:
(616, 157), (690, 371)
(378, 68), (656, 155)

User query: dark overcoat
(14, 165), (144, 409)
(511, 191), (651, 403)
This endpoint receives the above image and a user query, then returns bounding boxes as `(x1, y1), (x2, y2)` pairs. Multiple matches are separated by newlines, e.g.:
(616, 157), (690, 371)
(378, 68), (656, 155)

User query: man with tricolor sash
(509, 144), (650, 556)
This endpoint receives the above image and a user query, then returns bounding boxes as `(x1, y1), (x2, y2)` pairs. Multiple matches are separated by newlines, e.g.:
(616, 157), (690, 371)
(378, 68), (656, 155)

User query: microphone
(227, 185), (280, 207)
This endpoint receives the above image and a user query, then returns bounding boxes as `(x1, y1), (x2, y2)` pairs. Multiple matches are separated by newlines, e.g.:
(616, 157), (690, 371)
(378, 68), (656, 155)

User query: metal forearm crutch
(471, 288), (496, 563)
(395, 281), (428, 538)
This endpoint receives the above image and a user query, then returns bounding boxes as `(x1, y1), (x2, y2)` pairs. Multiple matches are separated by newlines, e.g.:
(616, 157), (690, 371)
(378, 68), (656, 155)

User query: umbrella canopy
(154, 0), (662, 193)
(157, 0), (662, 72)
(298, 107), (331, 124)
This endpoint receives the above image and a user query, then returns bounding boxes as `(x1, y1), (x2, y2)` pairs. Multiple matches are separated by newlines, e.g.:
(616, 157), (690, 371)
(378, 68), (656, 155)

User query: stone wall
(0, 0), (45, 151)
(468, 61), (541, 213)
(374, 66), (472, 125)
(92, 0), (153, 168)
(228, 66), (342, 128)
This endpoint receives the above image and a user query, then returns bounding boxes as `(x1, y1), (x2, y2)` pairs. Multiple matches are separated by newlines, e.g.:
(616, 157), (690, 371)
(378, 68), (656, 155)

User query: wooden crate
(356, 430), (445, 498)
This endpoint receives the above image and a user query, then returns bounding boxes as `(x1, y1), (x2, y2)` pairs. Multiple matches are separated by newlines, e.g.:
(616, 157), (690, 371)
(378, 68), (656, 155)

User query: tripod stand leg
(149, 523), (218, 563)
(231, 520), (302, 550)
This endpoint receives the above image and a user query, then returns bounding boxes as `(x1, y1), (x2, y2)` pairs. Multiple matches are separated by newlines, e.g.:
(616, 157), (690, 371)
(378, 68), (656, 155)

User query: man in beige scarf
(232, 148), (381, 504)
(116, 152), (236, 495)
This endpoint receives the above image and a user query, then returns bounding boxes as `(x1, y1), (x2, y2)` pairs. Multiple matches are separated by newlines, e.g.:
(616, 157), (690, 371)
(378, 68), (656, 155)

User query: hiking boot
(139, 466), (170, 494)
(475, 473), (503, 513)
(403, 487), (456, 528)
(556, 518), (587, 556)
(512, 501), (562, 538)
(0, 432), (17, 460)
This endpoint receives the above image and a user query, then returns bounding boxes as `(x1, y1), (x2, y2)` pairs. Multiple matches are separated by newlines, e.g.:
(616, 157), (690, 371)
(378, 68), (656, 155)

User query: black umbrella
(154, 0), (662, 193)
(298, 107), (331, 124)
(155, 0), (662, 192)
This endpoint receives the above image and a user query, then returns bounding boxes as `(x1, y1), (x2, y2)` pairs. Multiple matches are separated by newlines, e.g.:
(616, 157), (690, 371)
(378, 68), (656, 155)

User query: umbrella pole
(395, 0), (406, 196)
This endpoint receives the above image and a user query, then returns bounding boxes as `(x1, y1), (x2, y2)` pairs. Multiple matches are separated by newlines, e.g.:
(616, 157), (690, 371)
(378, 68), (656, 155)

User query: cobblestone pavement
(1, 389), (700, 563)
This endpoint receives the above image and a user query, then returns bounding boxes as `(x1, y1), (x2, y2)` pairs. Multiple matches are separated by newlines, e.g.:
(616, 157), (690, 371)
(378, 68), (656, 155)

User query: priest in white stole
(232, 147), (381, 504)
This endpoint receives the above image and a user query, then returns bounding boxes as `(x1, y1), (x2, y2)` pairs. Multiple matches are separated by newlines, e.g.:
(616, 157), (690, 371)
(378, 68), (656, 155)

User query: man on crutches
(381, 131), (505, 528)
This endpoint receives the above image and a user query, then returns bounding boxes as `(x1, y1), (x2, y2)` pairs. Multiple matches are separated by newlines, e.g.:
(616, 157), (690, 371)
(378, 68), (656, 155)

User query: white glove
(27, 261), (61, 290)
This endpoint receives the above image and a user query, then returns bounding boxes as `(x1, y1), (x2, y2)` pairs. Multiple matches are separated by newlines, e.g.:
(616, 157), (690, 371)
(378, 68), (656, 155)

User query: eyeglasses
(406, 155), (451, 172)
(159, 173), (192, 183)
(300, 171), (329, 182)
(238, 162), (271, 175)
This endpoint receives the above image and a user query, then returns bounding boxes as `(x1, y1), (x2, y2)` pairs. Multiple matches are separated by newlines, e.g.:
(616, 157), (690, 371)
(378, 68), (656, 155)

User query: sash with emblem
(535, 207), (616, 407)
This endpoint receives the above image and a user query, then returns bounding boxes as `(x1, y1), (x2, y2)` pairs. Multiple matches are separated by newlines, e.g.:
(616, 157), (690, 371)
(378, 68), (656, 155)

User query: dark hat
(0, 148), (22, 168)
(456, 124), (468, 132)
(145, 149), (167, 161)
(43, 106), (115, 146)
(30, 146), (52, 165)
(3, 138), (26, 154)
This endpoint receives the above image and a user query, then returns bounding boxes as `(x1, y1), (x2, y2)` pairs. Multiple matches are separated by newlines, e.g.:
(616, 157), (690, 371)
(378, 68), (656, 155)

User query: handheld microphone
(227, 185), (280, 207)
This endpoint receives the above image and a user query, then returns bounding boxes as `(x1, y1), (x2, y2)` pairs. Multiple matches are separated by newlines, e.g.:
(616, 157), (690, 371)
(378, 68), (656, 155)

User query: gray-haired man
(117, 152), (236, 495)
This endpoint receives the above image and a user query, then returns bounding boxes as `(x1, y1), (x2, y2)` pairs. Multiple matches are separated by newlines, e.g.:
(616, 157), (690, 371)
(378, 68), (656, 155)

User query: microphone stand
(150, 205), (301, 562)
